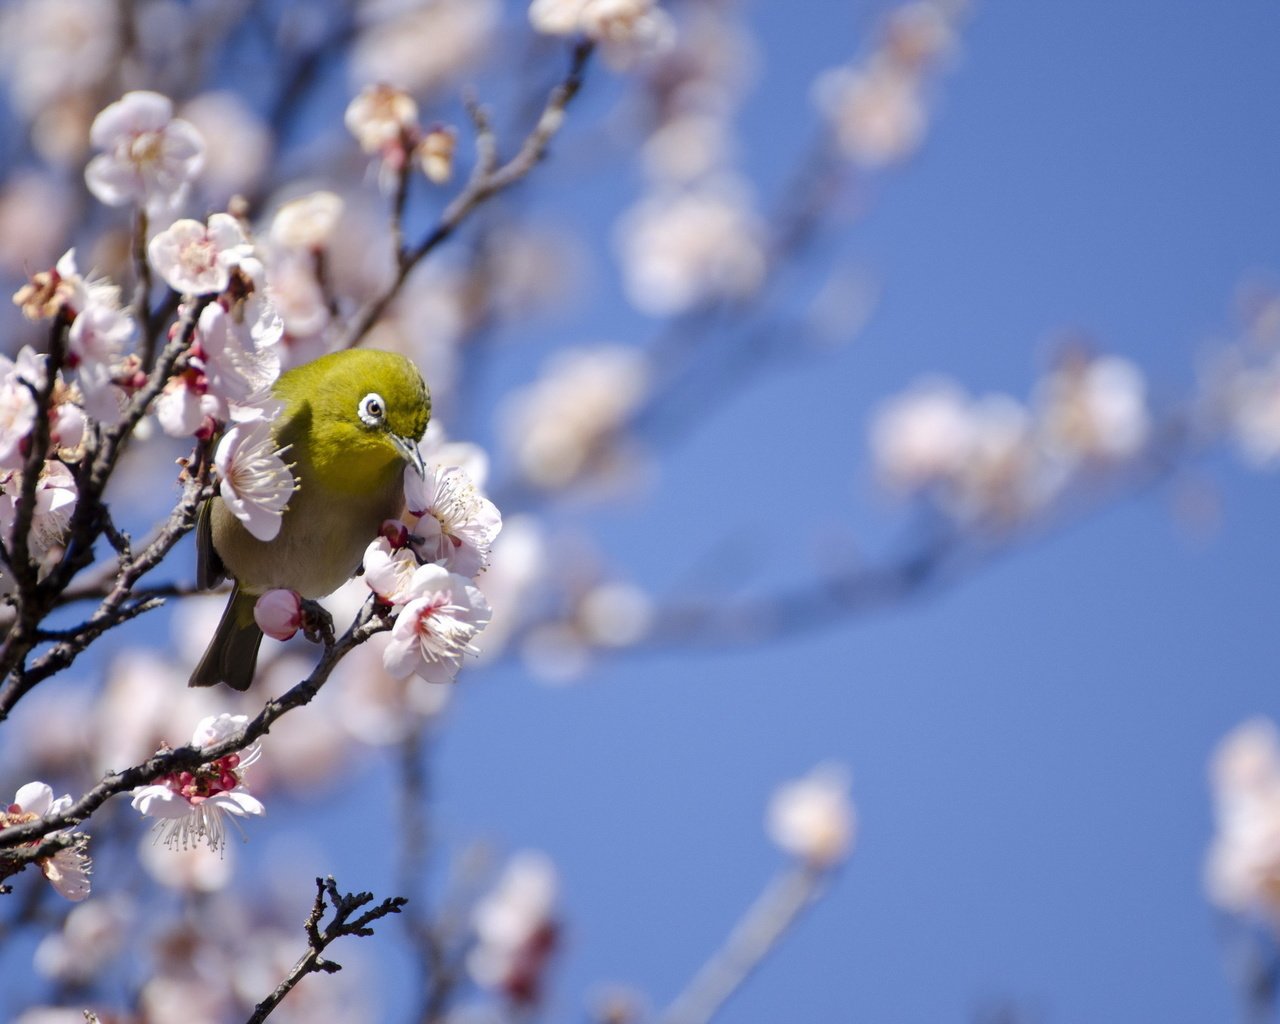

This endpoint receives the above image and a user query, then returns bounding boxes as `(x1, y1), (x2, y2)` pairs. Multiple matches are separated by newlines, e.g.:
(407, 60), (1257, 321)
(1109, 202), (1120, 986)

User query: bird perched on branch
(190, 349), (430, 690)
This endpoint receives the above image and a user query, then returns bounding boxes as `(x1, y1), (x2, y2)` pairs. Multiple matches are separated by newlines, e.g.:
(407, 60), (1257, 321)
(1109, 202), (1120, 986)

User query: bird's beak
(391, 434), (426, 478)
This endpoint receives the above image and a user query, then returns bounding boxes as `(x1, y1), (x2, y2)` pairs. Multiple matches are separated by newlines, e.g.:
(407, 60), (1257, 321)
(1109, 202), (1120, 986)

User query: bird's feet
(299, 599), (336, 648)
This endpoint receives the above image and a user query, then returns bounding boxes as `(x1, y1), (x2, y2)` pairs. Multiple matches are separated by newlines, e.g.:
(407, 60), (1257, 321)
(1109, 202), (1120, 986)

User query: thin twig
(246, 875), (407, 1024)
(658, 864), (829, 1024)
(340, 40), (593, 349)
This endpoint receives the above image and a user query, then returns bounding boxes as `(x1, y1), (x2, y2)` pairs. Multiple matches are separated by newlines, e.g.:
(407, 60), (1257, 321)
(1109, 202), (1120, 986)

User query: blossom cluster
(870, 352), (1151, 527)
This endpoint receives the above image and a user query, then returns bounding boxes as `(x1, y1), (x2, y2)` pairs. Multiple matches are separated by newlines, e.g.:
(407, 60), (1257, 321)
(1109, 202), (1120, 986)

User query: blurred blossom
(501, 346), (649, 488)
(351, 0), (498, 98)
(615, 182), (766, 315)
(0, 0), (119, 117)
(1036, 354), (1150, 463)
(1205, 719), (1280, 922)
(140, 972), (233, 1024)
(267, 251), (332, 342)
(33, 894), (134, 983)
(947, 395), (1042, 524)
(642, 113), (732, 183)
(521, 622), (591, 684)
(578, 581), (653, 648)
(531, 0), (675, 67)
(767, 762), (855, 867)
(469, 851), (560, 1005)
(0, 173), (73, 275)
(475, 515), (548, 661)
(420, 419), (491, 490)
(814, 60), (926, 168)
(334, 638), (452, 745)
(13, 1011), (93, 1024)
(1223, 359), (1280, 466)
(0, 782), (92, 901)
(85, 91), (206, 215)
(141, 828), (236, 891)
(270, 191), (346, 251)
(366, 264), (469, 396)
(181, 91), (273, 203)
(345, 83), (420, 159)
(871, 379), (973, 492)
(251, 654), (356, 790)
(419, 125), (458, 184)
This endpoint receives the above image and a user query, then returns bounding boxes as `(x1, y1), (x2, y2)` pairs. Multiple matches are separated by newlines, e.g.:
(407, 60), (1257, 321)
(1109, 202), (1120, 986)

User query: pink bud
(254, 588), (303, 641)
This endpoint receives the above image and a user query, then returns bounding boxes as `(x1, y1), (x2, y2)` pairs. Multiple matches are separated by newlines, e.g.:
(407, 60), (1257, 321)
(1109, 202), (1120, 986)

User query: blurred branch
(658, 864), (829, 1024)
(340, 40), (594, 349)
(246, 874), (407, 1024)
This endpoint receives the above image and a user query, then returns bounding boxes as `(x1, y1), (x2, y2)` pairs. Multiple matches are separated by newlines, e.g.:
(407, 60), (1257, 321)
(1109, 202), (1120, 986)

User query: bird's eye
(358, 392), (386, 427)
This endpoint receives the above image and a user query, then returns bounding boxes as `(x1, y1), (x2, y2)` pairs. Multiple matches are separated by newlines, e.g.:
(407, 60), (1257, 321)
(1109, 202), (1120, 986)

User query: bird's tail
(189, 585), (263, 691)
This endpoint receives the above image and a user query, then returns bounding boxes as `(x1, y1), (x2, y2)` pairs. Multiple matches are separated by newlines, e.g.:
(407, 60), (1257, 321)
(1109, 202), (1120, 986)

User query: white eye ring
(358, 392), (386, 427)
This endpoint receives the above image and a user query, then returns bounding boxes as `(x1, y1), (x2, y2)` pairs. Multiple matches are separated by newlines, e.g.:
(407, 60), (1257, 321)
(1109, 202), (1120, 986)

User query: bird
(189, 348), (430, 690)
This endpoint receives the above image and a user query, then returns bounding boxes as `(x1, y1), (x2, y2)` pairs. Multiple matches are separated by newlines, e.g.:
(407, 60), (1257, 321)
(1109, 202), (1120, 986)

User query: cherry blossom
(147, 213), (254, 296)
(382, 565), (492, 683)
(0, 351), (38, 468)
(766, 763), (856, 868)
(270, 191), (345, 250)
(0, 781), (92, 901)
(214, 419), (295, 542)
(362, 535), (421, 606)
(1205, 718), (1280, 919)
(344, 84), (419, 157)
(84, 91), (205, 213)
(130, 714), (265, 851)
(404, 463), (502, 577)
(529, 0), (674, 66)
(0, 461), (78, 572)
(468, 851), (560, 1005)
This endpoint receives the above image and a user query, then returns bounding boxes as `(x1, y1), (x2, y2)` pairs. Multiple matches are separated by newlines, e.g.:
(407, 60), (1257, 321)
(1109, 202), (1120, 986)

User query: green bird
(189, 348), (431, 690)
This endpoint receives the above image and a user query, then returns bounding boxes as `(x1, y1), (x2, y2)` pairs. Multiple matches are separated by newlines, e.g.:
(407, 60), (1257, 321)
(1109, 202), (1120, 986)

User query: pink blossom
(214, 420), (295, 542)
(362, 535), (421, 606)
(84, 91), (205, 213)
(0, 781), (92, 902)
(130, 713), (265, 851)
(147, 213), (253, 296)
(383, 565), (492, 683)
(405, 463), (502, 577)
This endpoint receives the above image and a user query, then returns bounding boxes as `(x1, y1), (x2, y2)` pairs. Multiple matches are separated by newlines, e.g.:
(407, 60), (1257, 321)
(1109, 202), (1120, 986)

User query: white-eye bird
(190, 348), (430, 690)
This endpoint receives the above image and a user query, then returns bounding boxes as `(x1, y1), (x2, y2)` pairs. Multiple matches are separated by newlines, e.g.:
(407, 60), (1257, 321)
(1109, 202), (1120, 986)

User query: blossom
(615, 182), (766, 315)
(254, 589), (302, 641)
(418, 125), (457, 184)
(814, 61), (927, 168)
(84, 90), (205, 213)
(766, 763), (855, 867)
(1205, 718), (1280, 920)
(500, 346), (649, 488)
(130, 713), (265, 851)
(405, 464), (502, 577)
(350, 0), (498, 98)
(0, 461), (78, 569)
(1037, 354), (1150, 462)
(362, 535), (421, 606)
(383, 565), (492, 683)
(34, 895), (133, 982)
(270, 191), (345, 250)
(197, 301), (282, 410)
(0, 351), (38, 468)
(468, 852), (559, 1005)
(214, 420), (295, 542)
(0, 781), (92, 901)
(344, 84), (419, 157)
(870, 379), (973, 492)
(147, 213), (253, 296)
(529, 0), (674, 66)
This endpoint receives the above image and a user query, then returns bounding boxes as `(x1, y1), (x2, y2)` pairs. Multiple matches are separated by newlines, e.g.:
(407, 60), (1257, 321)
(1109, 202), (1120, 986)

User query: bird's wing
(195, 498), (227, 590)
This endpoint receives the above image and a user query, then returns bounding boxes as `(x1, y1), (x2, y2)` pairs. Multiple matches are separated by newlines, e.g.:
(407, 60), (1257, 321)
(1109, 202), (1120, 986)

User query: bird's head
(277, 349), (431, 491)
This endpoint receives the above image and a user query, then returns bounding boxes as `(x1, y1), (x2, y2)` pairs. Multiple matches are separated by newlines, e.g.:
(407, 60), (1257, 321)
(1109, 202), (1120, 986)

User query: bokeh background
(3, 1), (1280, 1021)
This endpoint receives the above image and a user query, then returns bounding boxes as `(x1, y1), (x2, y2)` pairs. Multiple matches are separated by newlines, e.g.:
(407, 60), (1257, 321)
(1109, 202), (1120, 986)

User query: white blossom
(383, 565), (492, 683)
(147, 213), (253, 296)
(1205, 718), (1280, 919)
(0, 352), (38, 468)
(766, 763), (855, 867)
(214, 420), (295, 542)
(130, 714), (265, 851)
(270, 191), (345, 250)
(84, 90), (205, 213)
(1037, 355), (1150, 462)
(344, 84), (419, 156)
(0, 781), (92, 901)
(405, 464), (502, 577)
(468, 851), (559, 1002)
(362, 535), (421, 606)
(530, 0), (673, 66)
